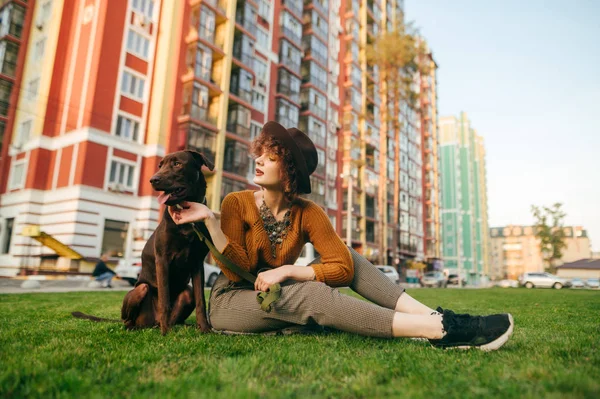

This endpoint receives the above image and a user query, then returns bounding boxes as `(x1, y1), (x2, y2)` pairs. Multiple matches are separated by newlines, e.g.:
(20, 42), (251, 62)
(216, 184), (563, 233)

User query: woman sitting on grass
(169, 121), (514, 351)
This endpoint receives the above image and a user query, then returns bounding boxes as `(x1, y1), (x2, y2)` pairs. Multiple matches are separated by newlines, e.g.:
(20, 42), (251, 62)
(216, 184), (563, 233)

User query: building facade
(439, 112), (490, 281)
(490, 225), (592, 280)
(419, 46), (441, 266)
(0, 0), (440, 276)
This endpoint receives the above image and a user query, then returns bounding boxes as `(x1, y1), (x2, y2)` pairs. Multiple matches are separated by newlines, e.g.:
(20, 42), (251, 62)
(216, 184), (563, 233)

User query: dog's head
(150, 150), (214, 206)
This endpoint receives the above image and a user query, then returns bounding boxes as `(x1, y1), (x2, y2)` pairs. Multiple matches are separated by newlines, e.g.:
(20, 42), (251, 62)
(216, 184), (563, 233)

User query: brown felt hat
(262, 121), (318, 194)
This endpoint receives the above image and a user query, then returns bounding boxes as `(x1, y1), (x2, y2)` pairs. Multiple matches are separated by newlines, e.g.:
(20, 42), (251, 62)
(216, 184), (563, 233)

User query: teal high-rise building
(439, 113), (490, 283)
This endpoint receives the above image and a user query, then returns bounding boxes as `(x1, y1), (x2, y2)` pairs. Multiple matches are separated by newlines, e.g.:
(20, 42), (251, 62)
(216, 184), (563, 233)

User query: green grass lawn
(1, 288), (599, 398)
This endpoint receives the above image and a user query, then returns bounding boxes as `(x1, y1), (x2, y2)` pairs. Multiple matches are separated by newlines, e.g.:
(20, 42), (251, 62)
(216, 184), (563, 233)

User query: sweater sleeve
(303, 202), (354, 287)
(215, 193), (255, 282)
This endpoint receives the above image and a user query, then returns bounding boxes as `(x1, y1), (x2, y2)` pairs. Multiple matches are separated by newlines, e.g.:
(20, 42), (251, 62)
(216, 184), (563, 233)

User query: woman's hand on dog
(169, 201), (215, 225)
(255, 266), (290, 292)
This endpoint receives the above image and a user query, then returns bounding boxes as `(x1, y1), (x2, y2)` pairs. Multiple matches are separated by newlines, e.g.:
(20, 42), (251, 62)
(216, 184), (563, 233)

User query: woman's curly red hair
(251, 132), (299, 202)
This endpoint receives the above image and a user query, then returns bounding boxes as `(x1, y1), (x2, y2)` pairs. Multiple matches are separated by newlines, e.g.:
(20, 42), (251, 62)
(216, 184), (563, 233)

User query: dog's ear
(186, 150), (214, 171)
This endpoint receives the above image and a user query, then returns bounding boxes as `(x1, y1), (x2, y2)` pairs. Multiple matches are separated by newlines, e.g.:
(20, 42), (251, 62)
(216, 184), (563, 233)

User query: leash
(190, 223), (281, 312)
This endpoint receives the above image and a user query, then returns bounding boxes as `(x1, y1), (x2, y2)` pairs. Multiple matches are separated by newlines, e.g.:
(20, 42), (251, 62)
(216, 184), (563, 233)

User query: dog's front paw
(158, 313), (171, 335)
(197, 320), (212, 333)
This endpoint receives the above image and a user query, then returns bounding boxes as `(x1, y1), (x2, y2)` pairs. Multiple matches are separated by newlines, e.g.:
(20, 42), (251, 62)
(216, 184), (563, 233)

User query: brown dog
(120, 150), (214, 334)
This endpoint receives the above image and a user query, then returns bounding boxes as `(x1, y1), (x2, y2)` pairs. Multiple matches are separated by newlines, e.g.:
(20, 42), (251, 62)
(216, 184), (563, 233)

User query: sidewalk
(0, 276), (133, 294)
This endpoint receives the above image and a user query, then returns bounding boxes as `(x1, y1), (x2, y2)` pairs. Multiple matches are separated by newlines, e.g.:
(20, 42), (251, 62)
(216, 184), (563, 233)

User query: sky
(405, 0), (600, 251)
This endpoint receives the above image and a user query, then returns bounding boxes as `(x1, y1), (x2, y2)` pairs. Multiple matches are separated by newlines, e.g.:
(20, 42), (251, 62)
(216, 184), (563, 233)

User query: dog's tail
(71, 311), (121, 323)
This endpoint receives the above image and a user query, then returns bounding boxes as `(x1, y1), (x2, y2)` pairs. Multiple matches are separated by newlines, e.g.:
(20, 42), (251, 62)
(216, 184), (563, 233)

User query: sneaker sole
(452, 313), (514, 352)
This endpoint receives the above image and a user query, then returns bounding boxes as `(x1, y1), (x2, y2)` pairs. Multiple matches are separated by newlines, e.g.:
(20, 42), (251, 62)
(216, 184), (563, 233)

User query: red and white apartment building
(0, 0), (440, 276)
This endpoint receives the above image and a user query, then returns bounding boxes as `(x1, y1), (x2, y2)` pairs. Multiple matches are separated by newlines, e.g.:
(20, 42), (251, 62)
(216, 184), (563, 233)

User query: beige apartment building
(490, 225), (591, 280)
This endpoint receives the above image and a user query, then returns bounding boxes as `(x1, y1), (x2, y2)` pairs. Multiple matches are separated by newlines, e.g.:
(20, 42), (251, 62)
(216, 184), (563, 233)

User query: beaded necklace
(259, 199), (292, 258)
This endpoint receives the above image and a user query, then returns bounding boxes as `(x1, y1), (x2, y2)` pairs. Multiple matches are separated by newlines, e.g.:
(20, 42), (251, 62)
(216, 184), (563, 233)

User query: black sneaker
(429, 307), (514, 351)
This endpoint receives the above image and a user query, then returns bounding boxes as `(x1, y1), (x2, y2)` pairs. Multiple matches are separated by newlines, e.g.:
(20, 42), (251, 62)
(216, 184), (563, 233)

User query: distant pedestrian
(93, 253), (117, 288)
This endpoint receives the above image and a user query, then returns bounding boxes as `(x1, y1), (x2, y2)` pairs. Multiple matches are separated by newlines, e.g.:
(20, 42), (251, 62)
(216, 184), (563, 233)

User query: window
(195, 43), (212, 81)
(302, 61), (327, 92)
(126, 29), (150, 59)
(132, 0), (155, 20)
(252, 90), (265, 112)
(277, 68), (300, 102)
(0, 41), (19, 77)
(16, 120), (32, 147)
(120, 70), (145, 100)
(34, 38), (46, 60)
(253, 57), (267, 83)
(281, 11), (302, 44)
(256, 27), (269, 50)
(250, 122), (262, 141)
(183, 82), (208, 120)
(227, 104), (251, 138)
(101, 219), (130, 258)
(221, 177), (247, 204)
(303, 35), (327, 66)
(115, 114), (140, 141)
(27, 78), (39, 101)
(276, 98), (299, 128)
(0, 80), (12, 116)
(187, 124), (217, 163)
(299, 116), (325, 148)
(1, 217), (14, 254)
(9, 160), (25, 189)
(315, 148), (325, 176)
(198, 6), (215, 43)
(306, 9), (328, 39)
(223, 138), (250, 176)
(279, 40), (301, 73)
(109, 159), (136, 190)
(257, 0), (270, 19)
(301, 88), (326, 120)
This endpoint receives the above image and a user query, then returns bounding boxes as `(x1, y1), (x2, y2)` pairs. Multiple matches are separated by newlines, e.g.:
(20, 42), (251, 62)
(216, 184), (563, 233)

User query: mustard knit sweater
(215, 190), (354, 287)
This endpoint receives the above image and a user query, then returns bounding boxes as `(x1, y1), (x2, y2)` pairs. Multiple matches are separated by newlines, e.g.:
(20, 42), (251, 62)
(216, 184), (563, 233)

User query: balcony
(232, 45), (253, 67)
(223, 138), (250, 176)
(186, 123), (217, 163)
(282, 0), (302, 19)
(226, 104), (252, 139)
(0, 58), (16, 78)
(306, 0), (328, 15)
(277, 81), (300, 103)
(230, 68), (253, 104)
(235, 1), (257, 37)
(279, 42), (302, 74)
(281, 25), (302, 47)
(304, 11), (328, 41)
(301, 101), (326, 121)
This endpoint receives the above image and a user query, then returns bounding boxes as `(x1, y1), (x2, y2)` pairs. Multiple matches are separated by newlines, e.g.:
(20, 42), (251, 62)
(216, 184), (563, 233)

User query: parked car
(585, 278), (599, 289)
(570, 278), (585, 289)
(447, 274), (467, 286)
(115, 259), (221, 287)
(518, 272), (572, 289)
(420, 271), (447, 288)
(496, 279), (519, 288)
(375, 265), (400, 284)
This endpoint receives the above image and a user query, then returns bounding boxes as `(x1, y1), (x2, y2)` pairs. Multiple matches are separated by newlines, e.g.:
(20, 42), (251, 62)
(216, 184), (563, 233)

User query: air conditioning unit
(327, 147), (336, 160)
(134, 14), (150, 30)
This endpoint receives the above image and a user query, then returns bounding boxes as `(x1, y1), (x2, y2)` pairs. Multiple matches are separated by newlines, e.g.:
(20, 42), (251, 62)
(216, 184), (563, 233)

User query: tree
(365, 15), (429, 263)
(531, 203), (567, 273)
